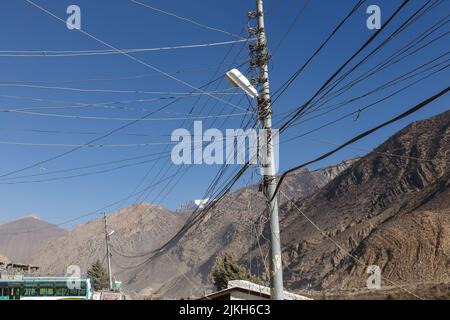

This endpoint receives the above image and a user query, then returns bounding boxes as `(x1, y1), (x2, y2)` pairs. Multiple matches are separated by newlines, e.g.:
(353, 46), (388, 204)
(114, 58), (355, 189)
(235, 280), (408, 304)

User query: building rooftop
(200, 280), (312, 300)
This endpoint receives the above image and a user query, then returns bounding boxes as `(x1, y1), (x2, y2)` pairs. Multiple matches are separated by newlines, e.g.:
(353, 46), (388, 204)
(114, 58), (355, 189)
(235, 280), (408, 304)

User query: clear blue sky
(0, 0), (448, 225)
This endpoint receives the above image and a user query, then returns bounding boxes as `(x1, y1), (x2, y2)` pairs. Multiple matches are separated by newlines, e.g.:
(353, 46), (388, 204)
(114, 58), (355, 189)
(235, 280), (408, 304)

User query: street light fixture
(226, 68), (258, 98)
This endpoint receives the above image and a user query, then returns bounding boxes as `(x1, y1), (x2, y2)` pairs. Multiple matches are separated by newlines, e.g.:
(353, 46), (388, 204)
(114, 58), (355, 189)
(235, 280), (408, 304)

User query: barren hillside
(0, 216), (67, 263)
(277, 110), (450, 292)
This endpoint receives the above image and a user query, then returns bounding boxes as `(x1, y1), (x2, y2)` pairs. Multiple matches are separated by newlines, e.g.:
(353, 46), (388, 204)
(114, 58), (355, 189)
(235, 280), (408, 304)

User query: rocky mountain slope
(276, 110), (449, 292)
(27, 110), (449, 298)
(0, 216), (67, 263)
(120, 161), (356, 298)
(30, 203), (189, 282)
(126, 111), (449, 298)
(0, 254), (10, 264)
(30, 158), (351, 297)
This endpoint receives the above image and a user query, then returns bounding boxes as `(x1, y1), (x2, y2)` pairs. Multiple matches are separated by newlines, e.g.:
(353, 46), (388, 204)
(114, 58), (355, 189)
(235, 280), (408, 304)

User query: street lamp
(226, 68), (258, 98)
(226, 63), (285, 300)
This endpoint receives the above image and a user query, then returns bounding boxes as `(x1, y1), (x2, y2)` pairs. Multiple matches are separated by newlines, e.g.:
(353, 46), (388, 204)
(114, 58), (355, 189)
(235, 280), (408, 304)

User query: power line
(271, 0), (311, 55)
(0, 60), (248, 85)
(24, 0), (249, 114)
(283, 56), (449, 132)
(0, 150), (171, 181)
(297, 0), (442, 119)
(270, 0), (367, 108)
(272, 86), (449, 200)
(274, 10), (449, 124)
(0, 140), (174, 148)
(59, 1), (448, 277)
(288, 135), (436, 163)
(279, 190), (423, 300)
(0, 70), (228, 179)
(130, 0), (244, 40)
(130, 29), (253, 207)
(0, 39), (253, 57)
(0, 131), (258, 183)
(277, 0), (413, 133)
(0, 83), (243, 97)
(111, 0), (410, 267)
(0, 168), (190, 236)
(2, 109), (252, 121)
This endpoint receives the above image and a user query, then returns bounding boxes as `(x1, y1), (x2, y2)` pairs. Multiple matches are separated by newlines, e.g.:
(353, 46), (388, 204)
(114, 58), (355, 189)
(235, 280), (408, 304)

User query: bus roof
(0, 277), (90, 282)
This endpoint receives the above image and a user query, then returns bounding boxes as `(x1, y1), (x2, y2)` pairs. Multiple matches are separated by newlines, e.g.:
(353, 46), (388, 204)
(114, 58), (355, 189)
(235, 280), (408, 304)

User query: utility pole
(254, 0), (284, 300)
(103, 212), (113, 291)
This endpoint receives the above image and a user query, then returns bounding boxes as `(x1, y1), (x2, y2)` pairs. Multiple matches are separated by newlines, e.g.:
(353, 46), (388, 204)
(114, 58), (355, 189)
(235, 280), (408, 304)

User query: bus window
(23, 288), (37, 297)
(55, 288), (63, 296)
(39, 287), (47, 296)
(12, 288), (21, 300)
(62, 288), (70, 296)
(1, 288), (9, 298)
(69, 289), (78, 296)
(47, 288), (55, 296)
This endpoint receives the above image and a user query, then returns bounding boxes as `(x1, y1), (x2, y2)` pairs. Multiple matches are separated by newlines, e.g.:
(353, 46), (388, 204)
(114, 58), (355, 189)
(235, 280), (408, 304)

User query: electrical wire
(0, 60), (248, 85)
(0, 83), (243, 96)
(0, 39), (253, 57)
(272, 86), (449, 200)
(2, 110), (252, 121)
(277, 0), (413, 133)
(0, 52), (247, 180)
(24, 0), (250, 114)
(271, 0), (311, 55)
(130, 0), (244, 40)
(279, 190), (423, 300)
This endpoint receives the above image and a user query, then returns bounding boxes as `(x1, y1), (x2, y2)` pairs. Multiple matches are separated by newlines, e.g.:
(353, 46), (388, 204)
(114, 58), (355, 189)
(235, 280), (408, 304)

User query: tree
(87, 260), (109, 291)
(212, 254), (257, 291)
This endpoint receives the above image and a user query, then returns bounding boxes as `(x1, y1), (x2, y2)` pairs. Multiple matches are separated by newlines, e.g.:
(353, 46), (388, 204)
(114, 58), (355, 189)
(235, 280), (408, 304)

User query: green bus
(0, 277), (92, 300)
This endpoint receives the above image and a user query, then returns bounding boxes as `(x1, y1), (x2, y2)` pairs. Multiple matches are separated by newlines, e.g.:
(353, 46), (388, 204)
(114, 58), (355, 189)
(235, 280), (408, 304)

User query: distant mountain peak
(24, 214), (41, 220)
(0, 215), (68, 264)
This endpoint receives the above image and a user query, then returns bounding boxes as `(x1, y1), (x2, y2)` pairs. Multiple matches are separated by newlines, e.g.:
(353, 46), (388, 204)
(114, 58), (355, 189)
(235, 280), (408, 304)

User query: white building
(201, 280), (312, 300)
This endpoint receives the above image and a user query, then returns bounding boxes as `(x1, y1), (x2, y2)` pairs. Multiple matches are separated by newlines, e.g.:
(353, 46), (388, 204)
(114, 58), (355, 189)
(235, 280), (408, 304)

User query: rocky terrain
(0, 254), (10, 264)
(118, 159), (357, 298)
(0, 216), (67, 263)
(30, 203), (188, 283)
(27, 156), (352, 297)
(276, 110), (450, 292)
(5, 110), (449, 299)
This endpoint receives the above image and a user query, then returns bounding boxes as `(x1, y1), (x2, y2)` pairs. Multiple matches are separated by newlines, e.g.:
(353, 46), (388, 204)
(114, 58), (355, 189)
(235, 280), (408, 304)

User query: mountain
(125, 111), (449, 298)
(275, 110), (450, 293)
(0, 216), (67, 263)
(120, 160), (355, 298)
(30, 203), (189, 283)
(30, 158), (351, 298)
(30, 110), (449, 299)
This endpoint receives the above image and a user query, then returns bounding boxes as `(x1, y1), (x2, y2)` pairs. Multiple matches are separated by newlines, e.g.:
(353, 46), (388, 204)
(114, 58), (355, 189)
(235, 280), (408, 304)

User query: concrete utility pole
(103, 212), (113, 291)
(255, 0), (285, 300)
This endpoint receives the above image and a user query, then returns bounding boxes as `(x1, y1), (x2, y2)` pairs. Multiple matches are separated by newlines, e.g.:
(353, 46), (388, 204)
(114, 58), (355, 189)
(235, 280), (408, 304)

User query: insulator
(248, 27), (258, 35)
(248, 44), (258, 52)
(250, 77), (259, 85)
(259, 77), (268, 84)
(247, 11), (257, 19)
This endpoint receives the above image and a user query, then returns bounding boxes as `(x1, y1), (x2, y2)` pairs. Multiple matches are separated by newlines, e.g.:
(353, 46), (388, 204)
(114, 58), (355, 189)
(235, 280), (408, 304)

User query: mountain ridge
(0, 216), (68, 264)
(8, 110), (449, 299)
